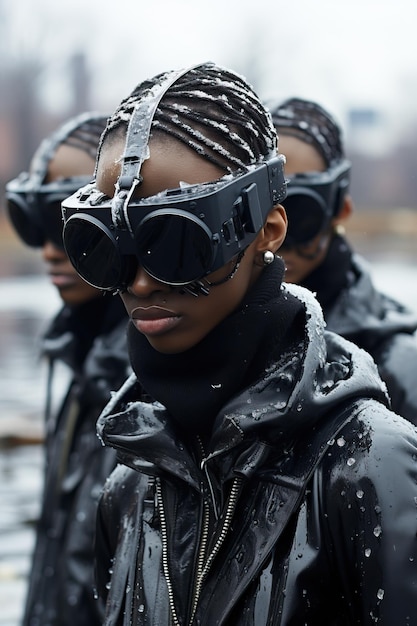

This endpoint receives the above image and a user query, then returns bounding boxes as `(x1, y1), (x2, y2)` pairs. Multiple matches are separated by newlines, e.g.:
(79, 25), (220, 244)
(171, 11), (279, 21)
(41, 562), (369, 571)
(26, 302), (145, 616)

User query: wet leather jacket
(95, 285), (417, 625)
(321, 252), (417, 423)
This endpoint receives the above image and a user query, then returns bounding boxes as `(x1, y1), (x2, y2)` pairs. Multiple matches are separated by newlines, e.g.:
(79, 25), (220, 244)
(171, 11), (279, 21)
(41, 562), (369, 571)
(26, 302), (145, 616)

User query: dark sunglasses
(281, 159), (351, 248)
(61, 156), (286, 291)
(5, 173), (93, 248)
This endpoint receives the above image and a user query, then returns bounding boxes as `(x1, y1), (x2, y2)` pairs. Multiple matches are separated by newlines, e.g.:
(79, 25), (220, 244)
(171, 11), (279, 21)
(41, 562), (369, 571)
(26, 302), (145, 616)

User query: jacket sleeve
(319, 402), (417, 624)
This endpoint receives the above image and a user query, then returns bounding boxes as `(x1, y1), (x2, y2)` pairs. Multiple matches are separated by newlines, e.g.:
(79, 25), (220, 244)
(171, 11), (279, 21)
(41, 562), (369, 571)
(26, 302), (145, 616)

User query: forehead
(44, 144), (96, 183)
(279, 134), (326, 175)
(95, 134), (224, 199)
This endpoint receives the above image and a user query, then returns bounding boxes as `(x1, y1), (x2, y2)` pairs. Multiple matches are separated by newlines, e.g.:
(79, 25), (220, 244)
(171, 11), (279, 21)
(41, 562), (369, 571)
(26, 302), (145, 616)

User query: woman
(6, 113), (132, 626)
(270, 96), (417, 423)
(62, 64), (417, 625)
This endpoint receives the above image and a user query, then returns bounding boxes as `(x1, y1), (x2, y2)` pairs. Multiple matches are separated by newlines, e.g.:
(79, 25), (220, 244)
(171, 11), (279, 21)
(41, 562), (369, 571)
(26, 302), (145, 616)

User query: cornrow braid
(31, 112), (108, 184)
(63, 117), (108, 161)
(269, 97), (344, 167)
(99, 63), (277, 174)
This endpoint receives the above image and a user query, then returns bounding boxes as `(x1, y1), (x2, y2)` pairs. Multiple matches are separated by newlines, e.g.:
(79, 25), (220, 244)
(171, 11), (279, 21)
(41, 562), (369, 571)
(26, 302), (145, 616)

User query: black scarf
(301, 234), (353, 317)
(128, 258), (305, 437)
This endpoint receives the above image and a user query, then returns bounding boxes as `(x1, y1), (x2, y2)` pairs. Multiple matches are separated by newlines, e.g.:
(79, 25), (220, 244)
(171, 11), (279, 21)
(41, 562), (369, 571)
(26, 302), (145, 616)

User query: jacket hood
(97, 284), (389, 488)
(325, 254), (417, 349)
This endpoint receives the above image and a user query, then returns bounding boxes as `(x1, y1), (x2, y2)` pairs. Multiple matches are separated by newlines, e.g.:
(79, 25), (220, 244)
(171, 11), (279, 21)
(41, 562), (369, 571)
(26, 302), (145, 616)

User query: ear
(333, 194), (353, 228)
(254, 204), (288, 255)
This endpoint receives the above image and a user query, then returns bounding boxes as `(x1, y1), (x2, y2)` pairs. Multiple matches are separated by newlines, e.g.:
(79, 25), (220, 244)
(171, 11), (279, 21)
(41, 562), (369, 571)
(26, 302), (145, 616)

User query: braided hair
(62, 115), (108, 161)
(269, 97), (344, 167)
(31, 112), (108, 183)
(98, 63), (277, 175)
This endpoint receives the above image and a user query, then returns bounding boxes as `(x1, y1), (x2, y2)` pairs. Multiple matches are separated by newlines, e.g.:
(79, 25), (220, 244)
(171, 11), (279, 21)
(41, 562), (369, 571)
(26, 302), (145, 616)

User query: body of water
(0, 262), (416, 625)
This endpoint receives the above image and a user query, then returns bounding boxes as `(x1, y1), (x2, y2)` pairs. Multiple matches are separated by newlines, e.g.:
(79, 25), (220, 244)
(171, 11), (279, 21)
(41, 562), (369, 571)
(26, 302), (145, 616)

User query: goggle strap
(112, 63), (209, 231)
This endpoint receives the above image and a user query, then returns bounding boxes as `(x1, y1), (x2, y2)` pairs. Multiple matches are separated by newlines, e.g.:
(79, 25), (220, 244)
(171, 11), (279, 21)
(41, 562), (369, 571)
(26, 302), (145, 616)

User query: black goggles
(5, 173), (93, 248)
(61, 155), (286, 291)
(282, 159), (350, 247)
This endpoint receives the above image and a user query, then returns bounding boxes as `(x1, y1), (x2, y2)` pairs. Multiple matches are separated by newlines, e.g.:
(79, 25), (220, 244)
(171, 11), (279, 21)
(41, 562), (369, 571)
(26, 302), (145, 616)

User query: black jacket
(22, 295), (131, 626)
(303, 238), (417, 424)
(95, 284), (417, 625)
(325, 253), (417, 422)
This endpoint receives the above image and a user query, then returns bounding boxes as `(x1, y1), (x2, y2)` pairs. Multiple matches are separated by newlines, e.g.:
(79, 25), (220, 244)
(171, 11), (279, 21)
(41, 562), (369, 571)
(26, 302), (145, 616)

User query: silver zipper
(156, 474), (243, 625)
(156, 478), (181, 626)
(188, 475), (242, 624)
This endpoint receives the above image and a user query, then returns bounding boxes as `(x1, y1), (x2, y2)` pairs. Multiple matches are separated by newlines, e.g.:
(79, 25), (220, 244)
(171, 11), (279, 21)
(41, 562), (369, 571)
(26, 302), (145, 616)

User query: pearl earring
(263, 250), (275, 265)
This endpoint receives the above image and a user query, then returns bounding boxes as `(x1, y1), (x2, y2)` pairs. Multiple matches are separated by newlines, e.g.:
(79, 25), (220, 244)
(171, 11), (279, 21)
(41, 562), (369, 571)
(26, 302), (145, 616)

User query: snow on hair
(98, 63), (277, 174)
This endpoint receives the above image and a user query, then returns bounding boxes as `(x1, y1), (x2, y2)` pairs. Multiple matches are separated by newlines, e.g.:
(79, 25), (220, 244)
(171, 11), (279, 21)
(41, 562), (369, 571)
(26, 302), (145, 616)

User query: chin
(146, 334), (198, 355)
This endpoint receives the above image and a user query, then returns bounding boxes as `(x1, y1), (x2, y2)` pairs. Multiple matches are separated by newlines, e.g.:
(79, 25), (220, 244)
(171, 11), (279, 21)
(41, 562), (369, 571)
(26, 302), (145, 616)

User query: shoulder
(372, 331), (417, 423)
(318, 400), (417, 507)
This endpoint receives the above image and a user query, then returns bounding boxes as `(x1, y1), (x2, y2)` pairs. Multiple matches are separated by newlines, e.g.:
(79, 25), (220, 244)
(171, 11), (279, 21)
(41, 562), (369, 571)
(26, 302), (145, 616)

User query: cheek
(202, 271), (252, 322)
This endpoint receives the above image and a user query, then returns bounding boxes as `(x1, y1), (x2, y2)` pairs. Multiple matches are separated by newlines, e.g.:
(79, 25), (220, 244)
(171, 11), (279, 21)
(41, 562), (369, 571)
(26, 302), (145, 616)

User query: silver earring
(263, 250), (275, 265)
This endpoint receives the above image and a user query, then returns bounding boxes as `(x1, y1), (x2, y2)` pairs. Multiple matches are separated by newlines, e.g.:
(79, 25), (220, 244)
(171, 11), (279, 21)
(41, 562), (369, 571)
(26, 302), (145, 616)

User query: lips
(131, 306), (182, 336)
(49, 272), (79, 288)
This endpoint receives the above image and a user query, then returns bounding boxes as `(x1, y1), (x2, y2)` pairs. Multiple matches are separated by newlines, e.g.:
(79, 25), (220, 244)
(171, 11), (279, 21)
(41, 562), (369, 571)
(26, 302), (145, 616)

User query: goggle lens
(7, 198), (44, 247)
(64, 217), (129, 290)
(7, 196), (66, 249)
(135, 212), (213, 285)
(283, 193), (327, 246)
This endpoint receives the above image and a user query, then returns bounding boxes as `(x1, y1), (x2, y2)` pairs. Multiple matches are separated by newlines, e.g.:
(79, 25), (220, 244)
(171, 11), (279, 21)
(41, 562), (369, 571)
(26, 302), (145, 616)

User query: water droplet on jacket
(365, 548), (371, 557)
(373, 525), (382, 537)
(337, 437), (346, 447)
(356, 490), (364, 499)
(377, 588), (384, 600)
(347, 457), (356, 466)
(273, 400), (286, 410)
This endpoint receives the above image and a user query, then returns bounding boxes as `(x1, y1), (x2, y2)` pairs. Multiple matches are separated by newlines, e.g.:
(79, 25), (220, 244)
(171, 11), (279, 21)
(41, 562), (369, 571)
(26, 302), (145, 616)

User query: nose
(42, 240), (67, 263)
(127, 264), (171, 298)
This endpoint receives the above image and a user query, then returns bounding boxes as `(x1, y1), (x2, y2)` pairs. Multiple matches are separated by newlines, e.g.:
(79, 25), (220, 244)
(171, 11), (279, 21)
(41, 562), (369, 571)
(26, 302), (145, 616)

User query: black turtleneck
(301, 234), (353, 317)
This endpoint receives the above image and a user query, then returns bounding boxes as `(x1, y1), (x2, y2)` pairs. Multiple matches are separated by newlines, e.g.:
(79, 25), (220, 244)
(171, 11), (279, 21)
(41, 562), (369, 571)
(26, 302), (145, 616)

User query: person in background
(270, 97), (417, 423)
(5, 113), (132, 626)
(62, 63), (417, 625)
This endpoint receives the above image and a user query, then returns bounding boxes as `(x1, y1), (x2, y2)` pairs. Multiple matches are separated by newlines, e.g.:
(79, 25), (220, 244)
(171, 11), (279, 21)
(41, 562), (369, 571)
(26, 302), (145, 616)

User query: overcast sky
(3, 0), (417, 148)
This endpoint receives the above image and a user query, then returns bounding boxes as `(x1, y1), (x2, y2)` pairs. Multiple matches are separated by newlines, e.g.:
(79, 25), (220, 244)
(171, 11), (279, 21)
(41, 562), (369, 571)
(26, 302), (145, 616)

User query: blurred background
(1, 0), (417, 623)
